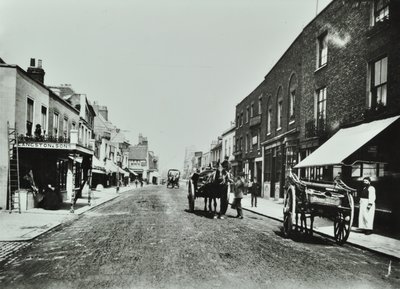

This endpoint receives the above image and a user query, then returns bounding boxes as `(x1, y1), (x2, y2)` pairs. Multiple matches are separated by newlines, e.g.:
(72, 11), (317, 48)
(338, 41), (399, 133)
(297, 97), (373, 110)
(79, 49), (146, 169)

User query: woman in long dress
(358, 177), (376, 235)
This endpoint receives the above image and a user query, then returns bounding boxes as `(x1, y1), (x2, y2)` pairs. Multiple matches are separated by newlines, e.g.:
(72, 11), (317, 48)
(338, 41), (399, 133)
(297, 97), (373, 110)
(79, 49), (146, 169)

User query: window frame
(26, 97), (34, 136)
(317, 32), (328, 68)
(369, 56), (388, 108)
(267, 105), (272, 135)
(374, 0), (389, 24)
(41, 105), (48, 134)
(316, 87), (327, 129)
(53, 112), (60, 138)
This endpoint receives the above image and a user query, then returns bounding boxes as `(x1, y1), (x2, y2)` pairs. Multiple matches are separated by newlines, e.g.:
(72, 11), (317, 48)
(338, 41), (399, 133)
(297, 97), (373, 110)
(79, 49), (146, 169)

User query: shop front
(295, 115), (400, 233)
(92, 156), (107, 189)
(17, 138), (93, 210)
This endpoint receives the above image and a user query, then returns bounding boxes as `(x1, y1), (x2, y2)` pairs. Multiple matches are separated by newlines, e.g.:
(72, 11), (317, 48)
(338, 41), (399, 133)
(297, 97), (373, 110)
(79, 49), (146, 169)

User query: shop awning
(117, 166), (129, 177)
(295, 115), (400, 168)
(126, 168), (138, 176)
(105, 160), (119, 173)
(92, 156), (105, 169)
(92, 168), (106, 175)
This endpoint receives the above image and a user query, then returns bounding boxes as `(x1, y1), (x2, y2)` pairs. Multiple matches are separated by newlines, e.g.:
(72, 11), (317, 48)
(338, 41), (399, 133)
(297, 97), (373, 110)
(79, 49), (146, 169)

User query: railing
(305, 118), (326, 138)
(18, 134), (71, 143)
(249, 115), (261, 127)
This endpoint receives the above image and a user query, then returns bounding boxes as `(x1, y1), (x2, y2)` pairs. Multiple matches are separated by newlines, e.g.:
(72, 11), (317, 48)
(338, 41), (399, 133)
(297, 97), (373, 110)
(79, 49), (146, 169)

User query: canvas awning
(105, 159), (119, 173)
(295, 115), (400, 168)
(92, 156), (105, 169)
(92, 168), (106, 175)
(117, 166), (129, 177)
(126, 168), (138, 176)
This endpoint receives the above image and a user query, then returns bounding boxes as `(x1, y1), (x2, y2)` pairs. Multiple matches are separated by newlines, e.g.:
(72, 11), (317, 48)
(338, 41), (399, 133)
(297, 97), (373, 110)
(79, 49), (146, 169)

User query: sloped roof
(111, 129), (127, 143)
(129, 145), (148, 160)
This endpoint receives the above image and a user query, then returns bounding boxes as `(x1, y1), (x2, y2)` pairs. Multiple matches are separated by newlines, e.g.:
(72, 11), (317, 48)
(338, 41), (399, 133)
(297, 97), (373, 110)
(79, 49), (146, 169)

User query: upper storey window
(374, 0), (389, 24)
(369, 56), (388, 108)
(317, 32), (328, 68)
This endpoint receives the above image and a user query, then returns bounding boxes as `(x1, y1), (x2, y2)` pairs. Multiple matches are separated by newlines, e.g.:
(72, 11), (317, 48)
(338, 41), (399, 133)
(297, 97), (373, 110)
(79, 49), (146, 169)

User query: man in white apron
(358, 177), (376, 235)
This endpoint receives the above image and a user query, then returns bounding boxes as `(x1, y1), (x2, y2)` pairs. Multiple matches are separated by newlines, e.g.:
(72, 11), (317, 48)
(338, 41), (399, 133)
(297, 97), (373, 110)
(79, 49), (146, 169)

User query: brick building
(234, 0), (400, 222)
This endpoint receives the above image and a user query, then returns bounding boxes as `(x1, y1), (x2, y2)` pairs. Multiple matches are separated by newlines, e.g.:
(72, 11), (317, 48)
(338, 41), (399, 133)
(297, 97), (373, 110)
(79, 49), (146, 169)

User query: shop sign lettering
(18, 142), (73, 150)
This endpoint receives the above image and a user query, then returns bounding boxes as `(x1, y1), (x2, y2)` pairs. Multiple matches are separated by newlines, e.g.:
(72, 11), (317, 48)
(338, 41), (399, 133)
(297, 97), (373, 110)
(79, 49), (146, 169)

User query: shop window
(26, 98), (34, 136)
(264, 150), (272, 182)
(369, 56), (388, 108)
(317, 32), (328, 68)
(374, 0), (389, 24)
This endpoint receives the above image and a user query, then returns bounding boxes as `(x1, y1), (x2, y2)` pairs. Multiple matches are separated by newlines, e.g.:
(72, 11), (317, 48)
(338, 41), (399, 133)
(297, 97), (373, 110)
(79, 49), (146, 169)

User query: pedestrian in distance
(232, 172), (245, 219)
(251, 177), (260, 208)
(358, 177), (376, 235)
(135, 179), (138, 188)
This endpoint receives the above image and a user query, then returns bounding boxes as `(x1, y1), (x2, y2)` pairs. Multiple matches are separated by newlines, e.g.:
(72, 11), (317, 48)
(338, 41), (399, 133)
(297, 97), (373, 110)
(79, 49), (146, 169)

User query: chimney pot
(37, 59), (42, 68)
(30, 58), (35, 67)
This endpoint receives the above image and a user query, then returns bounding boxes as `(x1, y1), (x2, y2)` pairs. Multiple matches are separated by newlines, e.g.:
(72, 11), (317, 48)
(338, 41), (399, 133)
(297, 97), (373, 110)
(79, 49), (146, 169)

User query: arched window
(276, 87), (283, 130)
(288, 73), (298, 123)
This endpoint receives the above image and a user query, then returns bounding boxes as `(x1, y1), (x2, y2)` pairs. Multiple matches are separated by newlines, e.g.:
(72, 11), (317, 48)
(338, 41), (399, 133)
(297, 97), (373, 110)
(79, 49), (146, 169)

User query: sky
(0, 0), (332, 172)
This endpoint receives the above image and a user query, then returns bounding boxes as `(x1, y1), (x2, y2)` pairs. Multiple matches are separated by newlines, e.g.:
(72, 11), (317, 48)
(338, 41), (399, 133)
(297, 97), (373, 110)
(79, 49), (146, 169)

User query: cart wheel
(334, 211), (351, 245)
(283, 190), (294, 238)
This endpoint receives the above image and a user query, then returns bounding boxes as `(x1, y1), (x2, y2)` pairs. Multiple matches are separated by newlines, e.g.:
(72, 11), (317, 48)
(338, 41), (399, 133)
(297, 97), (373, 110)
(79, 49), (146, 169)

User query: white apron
(358, 198), (375, 230)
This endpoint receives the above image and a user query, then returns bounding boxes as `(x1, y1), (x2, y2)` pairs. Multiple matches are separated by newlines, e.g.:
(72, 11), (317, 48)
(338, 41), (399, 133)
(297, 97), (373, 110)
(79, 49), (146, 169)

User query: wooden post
(70, 155), (76, 213)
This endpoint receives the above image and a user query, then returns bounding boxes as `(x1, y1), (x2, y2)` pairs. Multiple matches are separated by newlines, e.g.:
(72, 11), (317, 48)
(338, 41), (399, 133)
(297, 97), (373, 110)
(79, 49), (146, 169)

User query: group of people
(191, 156), (261, 220)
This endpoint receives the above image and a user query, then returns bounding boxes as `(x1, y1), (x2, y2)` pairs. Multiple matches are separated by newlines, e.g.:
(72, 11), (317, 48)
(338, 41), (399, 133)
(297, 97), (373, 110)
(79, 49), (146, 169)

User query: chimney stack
(27, 58), (45, 83)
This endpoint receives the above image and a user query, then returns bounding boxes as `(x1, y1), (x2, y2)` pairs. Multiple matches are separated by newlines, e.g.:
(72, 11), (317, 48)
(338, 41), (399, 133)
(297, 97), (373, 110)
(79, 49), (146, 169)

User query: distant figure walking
(251, 177), (260, 208)
(135, 179), (138, 188)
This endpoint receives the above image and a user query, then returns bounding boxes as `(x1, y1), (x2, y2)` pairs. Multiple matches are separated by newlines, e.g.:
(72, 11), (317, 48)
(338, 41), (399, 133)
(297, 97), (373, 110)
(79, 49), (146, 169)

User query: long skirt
(358, 198), (375, 230)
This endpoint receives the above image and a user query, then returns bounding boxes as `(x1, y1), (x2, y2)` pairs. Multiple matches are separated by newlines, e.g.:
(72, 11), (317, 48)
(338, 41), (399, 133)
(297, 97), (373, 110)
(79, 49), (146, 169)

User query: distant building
(128, 134), (159, 183)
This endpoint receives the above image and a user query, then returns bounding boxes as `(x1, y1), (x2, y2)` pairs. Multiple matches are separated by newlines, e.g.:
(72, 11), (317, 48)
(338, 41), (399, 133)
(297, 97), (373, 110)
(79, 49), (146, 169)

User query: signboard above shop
(17, 142), (93, 155)
(18, 142), (73, 149)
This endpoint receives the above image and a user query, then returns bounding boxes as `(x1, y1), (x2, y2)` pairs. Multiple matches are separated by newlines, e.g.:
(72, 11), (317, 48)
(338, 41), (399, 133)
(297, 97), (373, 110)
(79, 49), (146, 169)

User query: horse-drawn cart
(167, 169), (180, 188)
(283, 170), (356, 245)
(187, 169), (229, 213)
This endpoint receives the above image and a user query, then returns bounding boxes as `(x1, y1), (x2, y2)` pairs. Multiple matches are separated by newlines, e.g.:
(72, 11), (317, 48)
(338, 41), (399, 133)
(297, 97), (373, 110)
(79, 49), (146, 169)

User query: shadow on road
(184, 209), (218, 219)
(274, 228), (334, 246)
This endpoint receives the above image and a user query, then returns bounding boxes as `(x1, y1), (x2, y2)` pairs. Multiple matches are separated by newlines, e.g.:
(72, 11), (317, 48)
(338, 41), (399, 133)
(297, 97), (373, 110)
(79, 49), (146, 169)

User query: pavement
(231, 193), (400, 260)
(0, 185), (135, 242)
